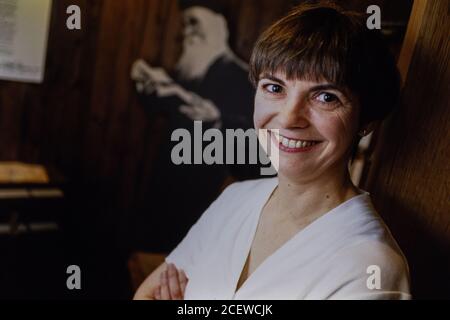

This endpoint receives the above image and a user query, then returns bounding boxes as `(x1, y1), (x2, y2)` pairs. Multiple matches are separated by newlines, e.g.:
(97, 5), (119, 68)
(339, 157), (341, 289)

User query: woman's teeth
(273, 132), (319, 149)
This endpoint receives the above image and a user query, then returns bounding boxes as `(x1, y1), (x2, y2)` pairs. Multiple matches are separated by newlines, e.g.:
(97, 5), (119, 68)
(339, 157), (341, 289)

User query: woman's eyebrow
(309, 84), (343, 92)
(259, 74), (286, 85)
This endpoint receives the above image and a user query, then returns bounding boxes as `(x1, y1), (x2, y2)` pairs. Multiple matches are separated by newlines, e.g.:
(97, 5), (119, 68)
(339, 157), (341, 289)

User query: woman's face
(254, 70), (360, 182)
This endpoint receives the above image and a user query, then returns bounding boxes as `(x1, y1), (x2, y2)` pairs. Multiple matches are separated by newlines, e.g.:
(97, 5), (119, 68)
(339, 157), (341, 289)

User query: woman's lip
(269, 130), (321, 143)
(270, 131), (323, 153)
(277, 141), (323, 153)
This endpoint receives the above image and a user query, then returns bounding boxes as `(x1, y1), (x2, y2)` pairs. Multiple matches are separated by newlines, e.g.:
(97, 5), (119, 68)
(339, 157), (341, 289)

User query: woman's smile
(270, 130), (323, 153)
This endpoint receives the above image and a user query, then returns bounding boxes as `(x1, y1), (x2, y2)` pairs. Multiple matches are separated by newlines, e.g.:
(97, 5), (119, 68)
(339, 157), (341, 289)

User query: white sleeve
(307, 241), (411, 300)
(165, 182), (239, 278)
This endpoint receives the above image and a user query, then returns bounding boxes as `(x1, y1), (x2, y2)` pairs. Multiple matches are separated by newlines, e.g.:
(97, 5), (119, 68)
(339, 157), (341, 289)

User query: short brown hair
(249, 1), (400, 127)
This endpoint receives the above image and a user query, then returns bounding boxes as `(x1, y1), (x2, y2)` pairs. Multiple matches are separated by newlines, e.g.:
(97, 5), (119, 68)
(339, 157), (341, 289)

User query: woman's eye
(316, 92), (340, 104)
(263, 84), (284, 94)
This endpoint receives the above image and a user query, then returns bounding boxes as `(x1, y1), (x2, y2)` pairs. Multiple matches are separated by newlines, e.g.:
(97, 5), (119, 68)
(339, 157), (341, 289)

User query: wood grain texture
(397, 0), (428, 81)
(366, 0), (450, 299)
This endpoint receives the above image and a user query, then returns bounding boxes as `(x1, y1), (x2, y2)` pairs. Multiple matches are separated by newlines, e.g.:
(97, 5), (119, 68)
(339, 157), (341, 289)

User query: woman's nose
(278, 98), (310, 129)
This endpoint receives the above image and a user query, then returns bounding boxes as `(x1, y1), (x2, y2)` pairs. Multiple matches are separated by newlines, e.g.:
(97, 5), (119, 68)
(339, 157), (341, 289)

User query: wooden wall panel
(0, 0), (104, 170)
(366, 0), (450, 299)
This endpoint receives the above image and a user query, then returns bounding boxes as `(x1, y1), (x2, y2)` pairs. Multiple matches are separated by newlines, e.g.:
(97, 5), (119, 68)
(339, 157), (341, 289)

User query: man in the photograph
(130, 0), (260, 253)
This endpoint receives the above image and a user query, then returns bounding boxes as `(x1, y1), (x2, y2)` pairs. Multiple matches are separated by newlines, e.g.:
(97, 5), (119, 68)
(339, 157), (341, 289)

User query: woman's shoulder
(332, 237), (409, 274)
(341, 195), (410, 274)
(316, 194), (411, 298)
(322, 238), (411, 299)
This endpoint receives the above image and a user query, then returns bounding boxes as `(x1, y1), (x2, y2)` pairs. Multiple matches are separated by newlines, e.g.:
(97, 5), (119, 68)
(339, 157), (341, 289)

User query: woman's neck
(271, 167), (360, 224)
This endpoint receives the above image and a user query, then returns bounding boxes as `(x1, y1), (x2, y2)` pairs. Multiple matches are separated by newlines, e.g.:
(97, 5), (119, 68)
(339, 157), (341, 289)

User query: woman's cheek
(334, 107), (360, 141)
(253, 96), (275, 129)
(311, 110), (347, 141)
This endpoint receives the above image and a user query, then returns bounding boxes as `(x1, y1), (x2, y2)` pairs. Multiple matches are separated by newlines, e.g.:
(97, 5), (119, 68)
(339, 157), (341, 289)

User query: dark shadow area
(375, 193), (450, 299)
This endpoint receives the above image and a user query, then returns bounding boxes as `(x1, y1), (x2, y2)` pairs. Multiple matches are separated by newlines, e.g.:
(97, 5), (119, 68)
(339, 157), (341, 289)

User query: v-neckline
(232, 179), (369, 298)
(232, 178), (278, 297)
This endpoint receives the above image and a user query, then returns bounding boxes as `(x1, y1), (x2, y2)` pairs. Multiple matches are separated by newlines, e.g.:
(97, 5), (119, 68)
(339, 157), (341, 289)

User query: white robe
(166, 177), (411, 300)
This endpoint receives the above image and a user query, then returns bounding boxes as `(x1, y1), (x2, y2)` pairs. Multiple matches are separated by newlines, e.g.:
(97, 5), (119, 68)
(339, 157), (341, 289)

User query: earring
(359, 129), (367, 137)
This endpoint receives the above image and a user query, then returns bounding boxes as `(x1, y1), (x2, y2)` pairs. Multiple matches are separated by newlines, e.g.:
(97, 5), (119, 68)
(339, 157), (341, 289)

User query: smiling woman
(134, 1), (410, 300)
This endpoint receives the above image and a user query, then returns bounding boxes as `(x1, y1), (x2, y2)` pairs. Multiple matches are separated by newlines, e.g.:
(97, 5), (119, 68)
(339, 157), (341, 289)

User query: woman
(134, 2), (410, 300)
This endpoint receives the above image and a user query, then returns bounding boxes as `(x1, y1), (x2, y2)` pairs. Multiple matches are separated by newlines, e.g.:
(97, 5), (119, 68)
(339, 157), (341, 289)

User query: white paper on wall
(0, 0), (52, 83)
